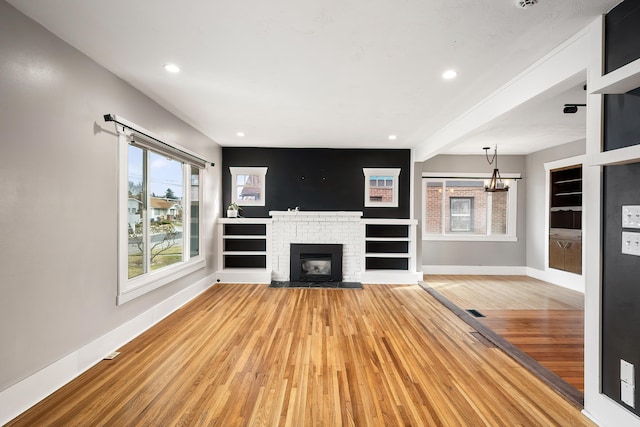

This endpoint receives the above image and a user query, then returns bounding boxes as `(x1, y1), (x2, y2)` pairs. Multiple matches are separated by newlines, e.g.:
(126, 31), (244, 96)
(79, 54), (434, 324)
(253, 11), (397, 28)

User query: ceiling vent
(516, 0), (538, 8)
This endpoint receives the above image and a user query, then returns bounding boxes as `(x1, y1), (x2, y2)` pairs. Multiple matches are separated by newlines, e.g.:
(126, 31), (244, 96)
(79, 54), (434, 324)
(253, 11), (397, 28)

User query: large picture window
(115, 116), (206, 304)
(422, 175), (518, 241)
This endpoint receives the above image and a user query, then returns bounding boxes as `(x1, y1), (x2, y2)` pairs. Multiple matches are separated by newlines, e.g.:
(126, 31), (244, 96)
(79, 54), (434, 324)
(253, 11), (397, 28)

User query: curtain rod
(422, 176), (522, 180)
(103, 114), (213, 166)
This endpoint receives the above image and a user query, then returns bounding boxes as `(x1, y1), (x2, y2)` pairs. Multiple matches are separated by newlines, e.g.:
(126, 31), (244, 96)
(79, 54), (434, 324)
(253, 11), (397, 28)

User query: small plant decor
(227, 202), (242, 218)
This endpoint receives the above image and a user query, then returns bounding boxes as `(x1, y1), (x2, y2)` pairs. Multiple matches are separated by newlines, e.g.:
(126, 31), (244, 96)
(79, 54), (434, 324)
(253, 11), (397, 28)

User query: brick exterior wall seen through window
(424, 180), (509, 236)
(370, 187), (393, 202)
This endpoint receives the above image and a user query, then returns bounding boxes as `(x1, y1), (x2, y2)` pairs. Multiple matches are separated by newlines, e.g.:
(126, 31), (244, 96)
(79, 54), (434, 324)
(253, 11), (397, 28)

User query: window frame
(230, 167), (268, 207)
(422, 173), (519, 242)
(116, 118), (206, 305)
(363, 168), (401, 207)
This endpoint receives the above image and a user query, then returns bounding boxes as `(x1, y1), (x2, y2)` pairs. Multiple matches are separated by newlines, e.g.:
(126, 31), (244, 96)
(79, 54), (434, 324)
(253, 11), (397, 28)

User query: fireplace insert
(290, 243), (342, 282)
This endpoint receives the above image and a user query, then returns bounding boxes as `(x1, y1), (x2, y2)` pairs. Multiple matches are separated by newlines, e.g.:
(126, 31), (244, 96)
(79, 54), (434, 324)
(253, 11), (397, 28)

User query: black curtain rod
(422, 176), (522, 180)
(103, 114), (213, 166)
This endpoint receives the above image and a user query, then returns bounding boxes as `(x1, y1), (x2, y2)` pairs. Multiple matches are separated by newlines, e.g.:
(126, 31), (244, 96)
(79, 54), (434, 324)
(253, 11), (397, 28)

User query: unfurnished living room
(2, 0), (640, 426)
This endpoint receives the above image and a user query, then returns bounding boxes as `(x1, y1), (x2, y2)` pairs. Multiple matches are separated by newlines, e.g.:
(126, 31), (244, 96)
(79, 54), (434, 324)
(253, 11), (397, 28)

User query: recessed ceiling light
(236, 132), (245, 137)
(442, 69), (457, 80)
(388, 135), (397, 140)
(164, 63), (180, 73)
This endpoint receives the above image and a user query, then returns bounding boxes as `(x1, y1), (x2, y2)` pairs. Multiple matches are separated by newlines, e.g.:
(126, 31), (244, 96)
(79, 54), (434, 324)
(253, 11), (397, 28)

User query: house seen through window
(423, 178), (514, 240)
(128, 147), (191, 279)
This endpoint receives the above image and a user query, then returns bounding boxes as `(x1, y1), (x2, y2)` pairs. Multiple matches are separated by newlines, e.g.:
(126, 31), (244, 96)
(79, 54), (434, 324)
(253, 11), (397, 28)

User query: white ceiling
(8, 0), (619, 155)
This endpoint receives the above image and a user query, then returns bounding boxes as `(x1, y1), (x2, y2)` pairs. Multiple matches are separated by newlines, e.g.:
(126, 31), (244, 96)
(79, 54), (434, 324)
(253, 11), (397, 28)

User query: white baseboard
(361, 270), (423, 284)
(215, 268), (272, 284)
(421, 265), (527, 275)
(0, 274), (215, 425)
(526, 267), (584, 293)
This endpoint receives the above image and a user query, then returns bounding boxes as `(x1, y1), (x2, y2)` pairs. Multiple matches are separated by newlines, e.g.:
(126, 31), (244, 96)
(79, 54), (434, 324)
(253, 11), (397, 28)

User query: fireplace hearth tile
(269, 281), (362, 289)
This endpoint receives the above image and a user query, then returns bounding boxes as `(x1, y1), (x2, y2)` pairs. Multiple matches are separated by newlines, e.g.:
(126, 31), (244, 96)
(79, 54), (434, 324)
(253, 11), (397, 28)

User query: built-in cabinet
(216, 215), (420, 284)
(549, 165), (582, 274)
(217, 218), (272, 283)
(364, 223), (411, 270)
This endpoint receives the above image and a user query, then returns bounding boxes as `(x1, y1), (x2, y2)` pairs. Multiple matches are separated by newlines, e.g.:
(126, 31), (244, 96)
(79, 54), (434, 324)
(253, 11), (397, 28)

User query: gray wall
(417, 154), (527, 267)
(0, 2), (221, 392)
(525, 140), (585, 271)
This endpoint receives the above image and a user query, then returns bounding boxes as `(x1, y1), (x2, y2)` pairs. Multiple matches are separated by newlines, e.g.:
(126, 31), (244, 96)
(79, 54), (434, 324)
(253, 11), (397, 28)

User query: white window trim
(116, 119), (206, 305)
(230, 166), (268, 207)
(421, 172), (519, 242)
(363, 167), (401, 207)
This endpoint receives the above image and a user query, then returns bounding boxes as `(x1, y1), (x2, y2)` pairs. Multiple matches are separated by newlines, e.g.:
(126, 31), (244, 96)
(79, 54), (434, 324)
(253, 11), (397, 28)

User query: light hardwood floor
(8, 284), (592, 426)
(424, 275), (584, 392)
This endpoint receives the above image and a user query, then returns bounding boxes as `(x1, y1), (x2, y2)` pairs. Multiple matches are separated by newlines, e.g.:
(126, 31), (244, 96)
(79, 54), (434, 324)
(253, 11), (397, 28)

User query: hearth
(290, 243), (342, 282)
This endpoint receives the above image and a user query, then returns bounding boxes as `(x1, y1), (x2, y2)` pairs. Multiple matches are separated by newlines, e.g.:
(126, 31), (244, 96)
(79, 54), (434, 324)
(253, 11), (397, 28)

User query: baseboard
(215, 268), (272, 284)
(361, 270), (423, 284)
(0, 273), (215, 425)
(421, 265), (527, 275)
(526, 267), (584, 293)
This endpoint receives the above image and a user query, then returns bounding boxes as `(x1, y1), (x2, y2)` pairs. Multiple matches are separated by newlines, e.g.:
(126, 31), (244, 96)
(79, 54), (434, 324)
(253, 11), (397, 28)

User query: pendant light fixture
(483, 146), (509, 192)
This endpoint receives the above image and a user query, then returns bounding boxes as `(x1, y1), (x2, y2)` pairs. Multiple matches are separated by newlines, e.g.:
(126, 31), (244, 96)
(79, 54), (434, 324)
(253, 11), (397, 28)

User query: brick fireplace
(270, 211), (364, 282)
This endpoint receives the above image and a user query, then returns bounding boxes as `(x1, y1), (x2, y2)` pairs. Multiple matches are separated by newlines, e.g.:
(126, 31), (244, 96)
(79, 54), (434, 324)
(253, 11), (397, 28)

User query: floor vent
(466, 309), (485, 318)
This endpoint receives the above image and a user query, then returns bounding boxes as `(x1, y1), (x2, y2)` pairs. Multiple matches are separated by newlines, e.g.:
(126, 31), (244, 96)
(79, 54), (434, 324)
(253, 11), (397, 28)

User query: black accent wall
(605, 1), (640, 74)
(604, 88), (640, 152)
(602, 0), (640, 416)
(222, 148), (411, 218)
(602, 164), (640, 417)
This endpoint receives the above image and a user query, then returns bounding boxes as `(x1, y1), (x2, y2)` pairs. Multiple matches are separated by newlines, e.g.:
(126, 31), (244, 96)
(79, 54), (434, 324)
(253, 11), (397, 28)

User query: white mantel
(269, 210), (363, 218)
(269, 211), (365, 282)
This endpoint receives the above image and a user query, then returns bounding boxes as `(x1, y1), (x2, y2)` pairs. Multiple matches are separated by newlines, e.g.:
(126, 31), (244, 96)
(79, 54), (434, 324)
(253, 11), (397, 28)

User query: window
(363, 168), (401, 207)
(116, 116), (206, 304)
(450, 197), (473, 232)
(230, 167), (268, 206)
(422, 175), (518, 241)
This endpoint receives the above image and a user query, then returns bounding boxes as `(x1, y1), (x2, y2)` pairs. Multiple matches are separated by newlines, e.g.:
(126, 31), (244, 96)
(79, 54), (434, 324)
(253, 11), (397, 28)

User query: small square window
(230, 167), (268, 206)
(363, 168), (400, 207)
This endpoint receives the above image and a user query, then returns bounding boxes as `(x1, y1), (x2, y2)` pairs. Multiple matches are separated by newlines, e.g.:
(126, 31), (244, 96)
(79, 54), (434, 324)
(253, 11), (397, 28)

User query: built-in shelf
(550, 206), (582, 212)
(555, 191), (582, 197)
(549, 165), (582, 275)
(365, 253), (410, 258)
(591, 55), (640, 95)
(363, 220), (417, 276)
(216, 216), (421, 284)
(216, 218), (272, 283)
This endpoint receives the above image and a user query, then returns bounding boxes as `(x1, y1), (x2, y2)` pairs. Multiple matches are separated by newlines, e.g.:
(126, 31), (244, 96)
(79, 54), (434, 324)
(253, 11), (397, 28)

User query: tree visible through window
(128, 147), (189, 278)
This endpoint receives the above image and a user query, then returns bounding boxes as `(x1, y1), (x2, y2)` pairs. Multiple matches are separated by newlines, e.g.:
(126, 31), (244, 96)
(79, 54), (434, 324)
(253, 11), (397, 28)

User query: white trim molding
(422, 265), (527, 276)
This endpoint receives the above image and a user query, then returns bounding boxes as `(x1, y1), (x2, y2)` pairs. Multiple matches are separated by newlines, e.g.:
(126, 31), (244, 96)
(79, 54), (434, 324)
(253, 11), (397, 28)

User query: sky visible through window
(128, 146), (184, 198)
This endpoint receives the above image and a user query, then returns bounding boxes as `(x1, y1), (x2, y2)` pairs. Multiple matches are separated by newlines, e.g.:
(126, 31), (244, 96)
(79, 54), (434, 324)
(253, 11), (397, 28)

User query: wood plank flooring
(7, 284), (592, 426)
(424, 275), (584, 393)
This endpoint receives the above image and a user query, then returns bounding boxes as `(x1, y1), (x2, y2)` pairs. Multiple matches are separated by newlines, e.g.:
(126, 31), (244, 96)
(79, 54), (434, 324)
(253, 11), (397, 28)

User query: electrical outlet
(622, 359), (635, 386)
(621, 232), (640, 256)
(623, 205), (640, 229)
(622, 382), (635, 408)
